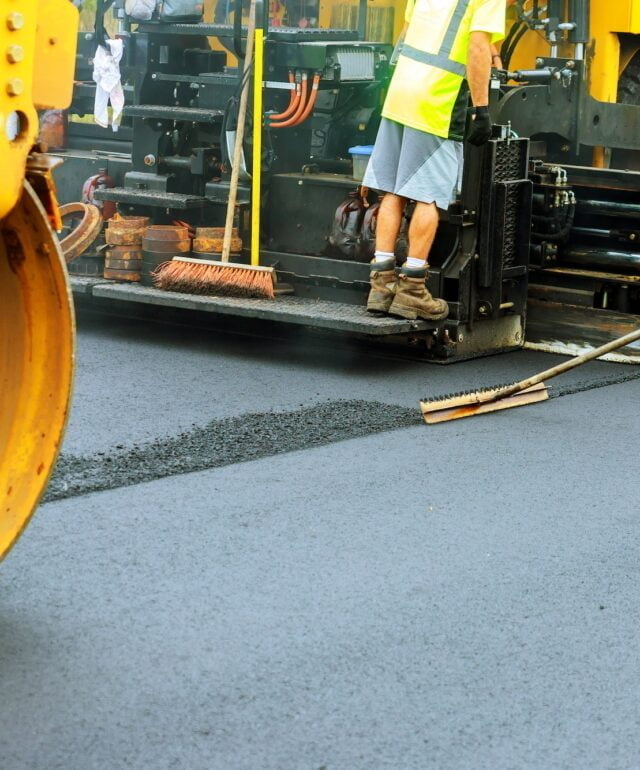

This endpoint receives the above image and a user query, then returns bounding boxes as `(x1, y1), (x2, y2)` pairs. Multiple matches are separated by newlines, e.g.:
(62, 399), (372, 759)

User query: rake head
(420, 382), (549, 424)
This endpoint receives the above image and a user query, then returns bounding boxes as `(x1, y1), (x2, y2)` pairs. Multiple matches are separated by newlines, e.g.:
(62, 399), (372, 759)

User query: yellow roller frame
(0, 0), (78, 560)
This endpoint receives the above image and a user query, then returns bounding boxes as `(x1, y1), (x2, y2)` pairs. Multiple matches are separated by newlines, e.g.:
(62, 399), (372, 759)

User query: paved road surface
(1, 313), (639, 769)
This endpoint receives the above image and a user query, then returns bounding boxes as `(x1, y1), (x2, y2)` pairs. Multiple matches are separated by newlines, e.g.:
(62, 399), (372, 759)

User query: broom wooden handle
(498, 327), (640, 399)
(221, 0), (256, 263)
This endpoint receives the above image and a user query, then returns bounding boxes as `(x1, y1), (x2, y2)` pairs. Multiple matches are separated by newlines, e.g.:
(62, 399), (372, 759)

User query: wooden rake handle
(498, 327), (640, 400)
(221, 0), (256, 263)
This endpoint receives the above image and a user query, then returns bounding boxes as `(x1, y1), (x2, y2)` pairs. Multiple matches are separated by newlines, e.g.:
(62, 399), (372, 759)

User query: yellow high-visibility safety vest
(383, 0), (506, 140)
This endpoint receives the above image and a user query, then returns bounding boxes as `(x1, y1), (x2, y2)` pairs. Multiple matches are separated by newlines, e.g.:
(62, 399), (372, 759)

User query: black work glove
(466, 106), (492, 146)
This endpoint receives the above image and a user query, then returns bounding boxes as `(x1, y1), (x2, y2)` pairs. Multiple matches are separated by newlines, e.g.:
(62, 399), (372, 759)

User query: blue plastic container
(348, 145), (374, 181)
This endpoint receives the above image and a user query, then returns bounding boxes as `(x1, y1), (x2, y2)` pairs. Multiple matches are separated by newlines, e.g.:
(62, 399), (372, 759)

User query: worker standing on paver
(364, 0), (506, 320)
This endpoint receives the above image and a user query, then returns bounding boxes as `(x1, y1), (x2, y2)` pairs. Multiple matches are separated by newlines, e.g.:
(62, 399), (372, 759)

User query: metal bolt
(49, 37), (58, 45)
(7, 45), (23, 63)
(458, 334), (464, 343)
(536, 57), (544, 66)
(6, 12), (24, 31)
(6, 78), (23, 96)
(630, 233), (637, 241)
(144, 154), (156, 166)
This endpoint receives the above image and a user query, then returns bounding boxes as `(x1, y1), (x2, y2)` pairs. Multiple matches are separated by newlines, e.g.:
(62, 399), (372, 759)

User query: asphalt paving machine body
(54, 0), (640, 362)
(491, 0), (640, 358)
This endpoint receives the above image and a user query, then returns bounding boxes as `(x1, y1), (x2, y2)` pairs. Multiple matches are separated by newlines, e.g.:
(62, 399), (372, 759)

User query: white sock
(374, 251), (395, 262)
(405, 257), (426, 268)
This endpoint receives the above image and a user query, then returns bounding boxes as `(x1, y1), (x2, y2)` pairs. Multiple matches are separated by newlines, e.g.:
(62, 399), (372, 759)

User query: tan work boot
(366, 257), (397, 314)
(389, 264), (449, 321)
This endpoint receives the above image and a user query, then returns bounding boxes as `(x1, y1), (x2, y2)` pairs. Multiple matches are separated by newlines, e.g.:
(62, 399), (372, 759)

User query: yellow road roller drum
(0, 0), (78, 559)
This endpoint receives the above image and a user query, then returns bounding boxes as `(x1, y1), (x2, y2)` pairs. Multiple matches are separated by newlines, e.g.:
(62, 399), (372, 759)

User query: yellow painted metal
(318, 0), (402, 43)
(0, 0), (77, 559)
(0, 182), (75, 561)
(252, 28), (265, 266)
(504, 1), (640, 105)
(0, 0), (78, 220)
(33, 0), (79, 109)
(1, 5), (37, 219)
(588, 0), (640, 103)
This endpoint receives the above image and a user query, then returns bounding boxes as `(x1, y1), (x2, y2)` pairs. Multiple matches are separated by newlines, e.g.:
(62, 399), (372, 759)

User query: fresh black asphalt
(2, 312), (639, 769)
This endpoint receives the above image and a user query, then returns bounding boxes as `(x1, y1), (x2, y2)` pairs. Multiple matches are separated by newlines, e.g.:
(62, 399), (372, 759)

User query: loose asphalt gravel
(2, 311), (640, 769)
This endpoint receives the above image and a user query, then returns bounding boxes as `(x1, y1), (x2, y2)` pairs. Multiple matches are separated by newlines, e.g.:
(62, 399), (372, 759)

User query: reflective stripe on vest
(400, 43), (467, 78)
(440, 0), (471, 56)
(399, 0), (471, 78)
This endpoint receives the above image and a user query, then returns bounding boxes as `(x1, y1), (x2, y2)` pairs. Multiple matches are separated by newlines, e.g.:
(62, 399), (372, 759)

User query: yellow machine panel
(0, 0), (78, 219)
(33, 0), (80, 108)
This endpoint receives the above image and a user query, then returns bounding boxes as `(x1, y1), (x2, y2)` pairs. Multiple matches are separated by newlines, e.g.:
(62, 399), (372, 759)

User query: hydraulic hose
(269, 72), (308, 128)
(531, 203), (576, 242)
(267, 72), (300, 121)
(290, 73), (321, 126)
(503, 23), (528, 71)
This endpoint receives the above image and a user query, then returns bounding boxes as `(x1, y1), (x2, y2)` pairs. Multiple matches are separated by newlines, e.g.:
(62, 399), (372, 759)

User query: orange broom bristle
(152, 259), (276, 300)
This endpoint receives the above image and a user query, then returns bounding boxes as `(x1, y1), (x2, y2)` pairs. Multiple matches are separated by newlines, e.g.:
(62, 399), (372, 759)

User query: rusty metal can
(143, 224), (190, 241)
(192, 226), (242, 256)
(106, 214), (150, 246)
(104, 244), (142, 282)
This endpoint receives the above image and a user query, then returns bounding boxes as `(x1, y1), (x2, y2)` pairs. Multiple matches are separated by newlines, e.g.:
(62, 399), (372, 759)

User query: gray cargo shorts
(362, 117), (464, 210)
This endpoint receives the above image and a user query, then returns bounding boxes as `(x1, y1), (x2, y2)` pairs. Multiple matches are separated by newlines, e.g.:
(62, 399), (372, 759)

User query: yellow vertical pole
(251, 28), (265, 267)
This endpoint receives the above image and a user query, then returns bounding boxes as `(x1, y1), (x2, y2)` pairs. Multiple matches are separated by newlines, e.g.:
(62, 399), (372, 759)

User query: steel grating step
(94, 188), (207, 209)
(151, 72), (238, 86)
(137, 22), (358, 41)
(124, 104), (224, 123)
(69, 278), (432, 336)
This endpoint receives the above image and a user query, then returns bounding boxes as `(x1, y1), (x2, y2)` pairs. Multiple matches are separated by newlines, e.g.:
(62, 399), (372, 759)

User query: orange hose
(269, 72), (308, 128)
(267, 71), (298, 121)
(291, 73), (321, 126)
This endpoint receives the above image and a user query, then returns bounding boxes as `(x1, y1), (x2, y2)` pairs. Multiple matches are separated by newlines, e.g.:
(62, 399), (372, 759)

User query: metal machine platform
(68, 278), (432, 336)
(123, 105), (224, 123)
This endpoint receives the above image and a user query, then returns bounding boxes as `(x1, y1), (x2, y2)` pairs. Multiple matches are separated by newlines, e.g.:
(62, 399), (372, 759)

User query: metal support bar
(569, 0), (589, 44)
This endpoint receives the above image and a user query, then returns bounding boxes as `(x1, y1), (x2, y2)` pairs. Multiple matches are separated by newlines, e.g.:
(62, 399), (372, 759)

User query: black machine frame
(55, 0), (640, 362)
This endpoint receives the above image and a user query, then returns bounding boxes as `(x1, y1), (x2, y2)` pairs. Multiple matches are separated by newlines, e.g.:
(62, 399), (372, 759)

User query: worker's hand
(466, 106), (492, 146)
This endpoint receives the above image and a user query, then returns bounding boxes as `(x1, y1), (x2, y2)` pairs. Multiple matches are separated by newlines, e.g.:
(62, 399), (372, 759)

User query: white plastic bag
(93, 39), (125, 132)
(124, 0), (157, 21)
(158, 0), (203, 21)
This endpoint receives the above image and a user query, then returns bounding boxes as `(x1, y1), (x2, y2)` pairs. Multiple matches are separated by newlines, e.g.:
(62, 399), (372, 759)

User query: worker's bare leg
(375, 193), (407, 253)
(407, 201), (438, 262)
(366, 193), (406, 314)
(388, 200), (449, 321)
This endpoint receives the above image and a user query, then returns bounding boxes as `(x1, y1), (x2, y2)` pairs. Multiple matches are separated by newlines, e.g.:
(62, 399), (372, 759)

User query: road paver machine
(50, 0), (640, 362)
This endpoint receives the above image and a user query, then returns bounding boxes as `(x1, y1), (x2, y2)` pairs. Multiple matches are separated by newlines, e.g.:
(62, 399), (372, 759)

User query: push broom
(420, 327), (640, 424)
(152, 0), (276, 299)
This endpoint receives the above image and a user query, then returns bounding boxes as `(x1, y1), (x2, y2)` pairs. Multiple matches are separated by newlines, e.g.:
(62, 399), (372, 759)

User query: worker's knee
(381, 193), (408, 211)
